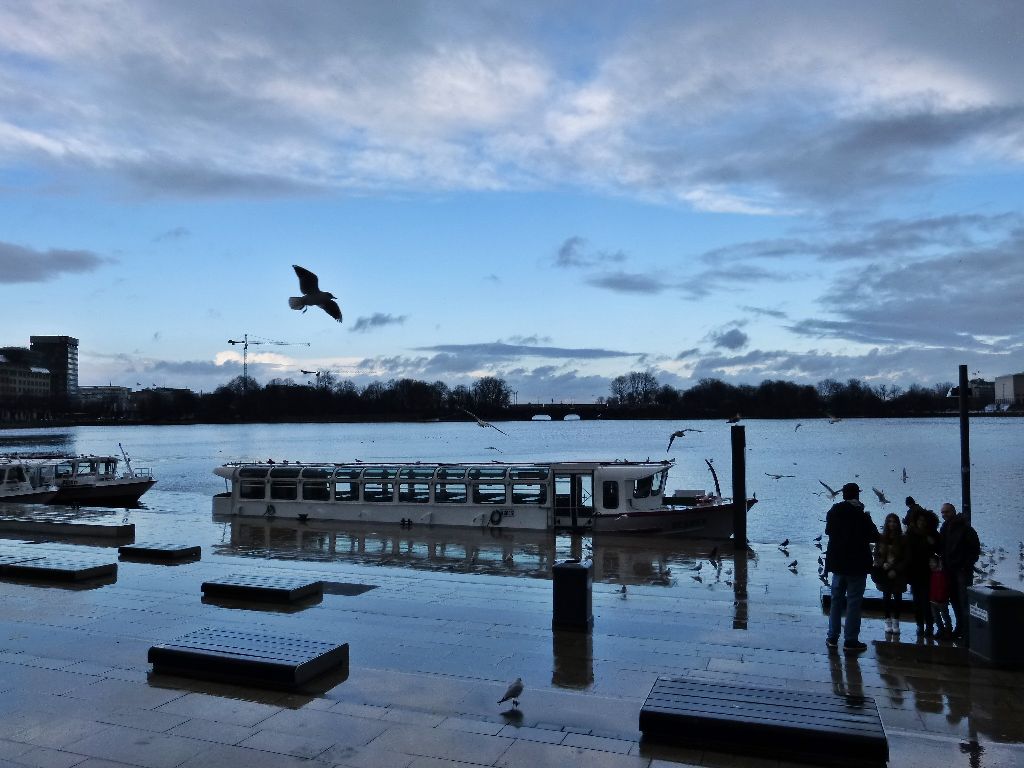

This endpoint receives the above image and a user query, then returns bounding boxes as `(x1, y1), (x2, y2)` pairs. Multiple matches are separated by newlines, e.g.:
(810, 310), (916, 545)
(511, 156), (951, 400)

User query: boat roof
(214, 459), (672, 481)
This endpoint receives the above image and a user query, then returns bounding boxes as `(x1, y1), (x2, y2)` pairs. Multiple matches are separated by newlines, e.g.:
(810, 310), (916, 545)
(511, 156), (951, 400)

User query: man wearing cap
(824, 482), (880, 653)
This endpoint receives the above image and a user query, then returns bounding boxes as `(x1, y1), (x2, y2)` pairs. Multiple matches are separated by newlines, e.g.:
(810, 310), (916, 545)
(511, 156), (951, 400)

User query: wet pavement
(0, 515), (1022, 768)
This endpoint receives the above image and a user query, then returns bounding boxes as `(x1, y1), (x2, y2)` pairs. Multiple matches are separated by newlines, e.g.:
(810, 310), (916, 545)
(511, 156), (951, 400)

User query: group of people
(824, 483), (980, 653)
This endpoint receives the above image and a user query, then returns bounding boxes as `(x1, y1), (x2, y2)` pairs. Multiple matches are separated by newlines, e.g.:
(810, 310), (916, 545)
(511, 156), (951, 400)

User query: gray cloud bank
(0, 242), (108, 283)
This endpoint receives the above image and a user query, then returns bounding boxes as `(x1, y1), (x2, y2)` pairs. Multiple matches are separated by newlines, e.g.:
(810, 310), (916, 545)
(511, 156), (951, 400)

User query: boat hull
(0, 489), (58, 504)
(51, 478), (156, 506)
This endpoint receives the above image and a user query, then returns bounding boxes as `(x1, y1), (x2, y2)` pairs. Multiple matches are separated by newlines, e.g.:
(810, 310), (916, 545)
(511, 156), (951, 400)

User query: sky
(1, 1), (1022, 402)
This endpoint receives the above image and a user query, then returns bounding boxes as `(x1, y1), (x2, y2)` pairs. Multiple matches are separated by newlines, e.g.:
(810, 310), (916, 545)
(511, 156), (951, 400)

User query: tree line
(1, 370), (972, 425)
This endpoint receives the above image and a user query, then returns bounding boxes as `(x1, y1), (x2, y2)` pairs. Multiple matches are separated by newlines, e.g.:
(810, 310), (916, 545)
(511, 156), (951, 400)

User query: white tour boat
(23, 452), (156, 506)
(213, 459), (753, 538)
(0, 459), (58, 504)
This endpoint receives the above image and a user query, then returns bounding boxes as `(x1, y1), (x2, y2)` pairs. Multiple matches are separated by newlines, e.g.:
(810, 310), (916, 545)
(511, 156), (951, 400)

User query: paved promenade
(0, 531), (1021, 768)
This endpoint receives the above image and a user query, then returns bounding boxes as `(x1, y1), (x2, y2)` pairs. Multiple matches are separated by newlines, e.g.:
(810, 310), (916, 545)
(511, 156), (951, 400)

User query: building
(994, 372), (1024, 407)
(969, 378), (995, 407)
(0, 348), (51, 399)
(29, 336), (79, 398)
(78, 385), (132, 416)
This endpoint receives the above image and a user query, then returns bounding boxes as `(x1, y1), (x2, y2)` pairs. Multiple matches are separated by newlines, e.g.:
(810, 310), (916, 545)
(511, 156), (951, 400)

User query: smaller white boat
(20, 451), (156, 506)
(0, 460), (58, 504)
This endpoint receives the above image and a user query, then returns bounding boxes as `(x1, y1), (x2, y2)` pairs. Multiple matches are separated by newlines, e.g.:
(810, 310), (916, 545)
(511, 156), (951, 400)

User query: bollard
(967, 585), (1024, 668)
(552, 558), (593, 632)
(731, 425), (747, 552)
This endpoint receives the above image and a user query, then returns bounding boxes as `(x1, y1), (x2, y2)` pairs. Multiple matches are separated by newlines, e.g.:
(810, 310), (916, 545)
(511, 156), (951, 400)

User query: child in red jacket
(929, 556), (953, 640)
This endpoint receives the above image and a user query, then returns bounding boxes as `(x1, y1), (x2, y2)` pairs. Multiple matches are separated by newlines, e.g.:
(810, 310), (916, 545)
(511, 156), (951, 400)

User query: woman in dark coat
(904, 508), (940, 635)
(873, 513), (909, 635)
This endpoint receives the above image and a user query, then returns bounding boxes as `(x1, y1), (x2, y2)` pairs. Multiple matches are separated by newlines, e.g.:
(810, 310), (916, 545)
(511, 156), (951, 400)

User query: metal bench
(149, 627), (348, 690)
(201, 573), (323, 603)
(119, 542), (202, 562)
(640, 676), (888, 766)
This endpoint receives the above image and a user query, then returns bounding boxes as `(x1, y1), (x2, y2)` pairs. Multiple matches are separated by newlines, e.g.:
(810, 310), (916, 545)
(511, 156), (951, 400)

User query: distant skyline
(2, 2), (1022, 401)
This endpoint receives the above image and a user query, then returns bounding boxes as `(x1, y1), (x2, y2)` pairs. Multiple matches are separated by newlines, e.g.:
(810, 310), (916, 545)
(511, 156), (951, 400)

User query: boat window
(603, 481), (619, 509)
(334, 481), (359, 502)
(334, 467), (362, 480)
(239, 479), (266, 500)
(363, 482), (394, 502)
(633, 475), (654, 499)
(512, 483), (546, 505)
(399, 467), (436, 480)
(97, 460), (114, 475)
(55, 462), (74, 478)
(510, 467), (548, 481)
(270, 480), (298, 500)
(302, 481), (330, 501)
(399, 483), (431, 503)
(362, 467), (398, 480)
(301, 468), (332, 479)
(270, 467), (301, 478)
(652, 470), (667, 495)
(469, 467), (506, 481)
(434, 483), (467, 503)
(436, 467), (467, 481)
(473, 483), (507, 504)
(239, 467), (269, 479)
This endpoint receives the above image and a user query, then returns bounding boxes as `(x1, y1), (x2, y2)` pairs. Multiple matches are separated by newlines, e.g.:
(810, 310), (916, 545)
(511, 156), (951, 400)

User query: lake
(1, 417), (1021, 588)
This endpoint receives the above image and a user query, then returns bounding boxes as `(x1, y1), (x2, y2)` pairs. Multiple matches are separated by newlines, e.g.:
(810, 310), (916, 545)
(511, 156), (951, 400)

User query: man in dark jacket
(825, 482), (880, 652)
(940, 502), (981, 640)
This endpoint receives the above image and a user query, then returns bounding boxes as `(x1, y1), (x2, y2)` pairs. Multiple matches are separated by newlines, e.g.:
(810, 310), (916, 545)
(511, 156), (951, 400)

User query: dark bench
(0, 556), (117, 581)
(148, 627), (348, 689)
(201, 574), (323, 603)
(119, 542), (202, 562)
(640, 676), (888, 766)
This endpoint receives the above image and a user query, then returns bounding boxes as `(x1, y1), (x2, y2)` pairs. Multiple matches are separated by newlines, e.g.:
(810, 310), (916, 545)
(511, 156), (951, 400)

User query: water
(1, 418), (1021, 586)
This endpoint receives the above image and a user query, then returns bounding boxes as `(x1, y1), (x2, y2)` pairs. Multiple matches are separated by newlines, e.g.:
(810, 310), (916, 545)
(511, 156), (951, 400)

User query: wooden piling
(958, 364), (972, 527)
(731, 425), (747, 552)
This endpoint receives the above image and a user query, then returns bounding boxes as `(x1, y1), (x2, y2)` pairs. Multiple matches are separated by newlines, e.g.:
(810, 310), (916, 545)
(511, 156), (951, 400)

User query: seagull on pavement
(460, 407), (509, 437)
(498, 677), (524, 709)
(872, 487), (891, 505)
(666, 428), (703, 452)
(289, 265), (342, 322)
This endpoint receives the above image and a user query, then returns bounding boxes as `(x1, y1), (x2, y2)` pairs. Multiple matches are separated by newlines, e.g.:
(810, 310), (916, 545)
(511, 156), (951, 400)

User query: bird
(813, 534), (823, 543)
(498, 677), (524, 709)
(300, 369), (316, 375)
(778, 538), (790, 548)
(727, 413), (742, 424)
(666, 428), (703, 452)
(826, 413), (842, 424)
(872, 487), (891, 505)
(788, 560), (798, 570)
(901, 467), (908, 483)
(289, 265), (342, 322)
(765, 472), (795, 480)
(818, 480), (840, 500)
(794, 423), (802, 431)
(459, 407), (509, 437)
(690, 562), (703, 572)
(619, 584), (627, 596)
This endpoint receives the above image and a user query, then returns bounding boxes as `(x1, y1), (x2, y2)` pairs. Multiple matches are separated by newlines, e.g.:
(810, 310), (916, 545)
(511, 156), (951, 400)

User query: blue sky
(1, 1), (1022, 401)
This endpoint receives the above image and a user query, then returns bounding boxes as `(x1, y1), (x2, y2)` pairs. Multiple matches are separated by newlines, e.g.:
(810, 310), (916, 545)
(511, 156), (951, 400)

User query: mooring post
(958, 364), (972, 527)
(731, 424), (747, 552)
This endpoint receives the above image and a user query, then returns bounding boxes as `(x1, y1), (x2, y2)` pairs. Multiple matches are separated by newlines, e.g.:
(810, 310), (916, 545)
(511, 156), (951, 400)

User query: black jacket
(941, 514), (981, 572)
(825, 499), (880, 575)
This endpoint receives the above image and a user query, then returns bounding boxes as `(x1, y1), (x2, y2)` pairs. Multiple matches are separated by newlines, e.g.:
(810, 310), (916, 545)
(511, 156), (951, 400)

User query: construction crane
(227, 334), (310, 392)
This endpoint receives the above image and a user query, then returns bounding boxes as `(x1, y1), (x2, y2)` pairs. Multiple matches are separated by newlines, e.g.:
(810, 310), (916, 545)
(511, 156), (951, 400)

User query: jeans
(828, 572), (867, 643)
(946, 568), (972, 637)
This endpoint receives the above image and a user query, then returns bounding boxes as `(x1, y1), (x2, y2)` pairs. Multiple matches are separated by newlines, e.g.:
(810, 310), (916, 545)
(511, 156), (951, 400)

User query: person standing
(904, 509), (940, 636)
(939, 502), (981, 640)
(825, 482), (881, 653)
(873, 513), (908, 636)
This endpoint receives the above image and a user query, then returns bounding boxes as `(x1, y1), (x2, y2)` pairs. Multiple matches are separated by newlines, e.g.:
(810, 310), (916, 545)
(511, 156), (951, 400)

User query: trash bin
(552, 558), (593, 632)
(967, 585), (1024, 668)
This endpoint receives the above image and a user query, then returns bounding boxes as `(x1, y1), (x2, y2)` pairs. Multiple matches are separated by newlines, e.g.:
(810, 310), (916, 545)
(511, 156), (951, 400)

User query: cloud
(554, 236), (627, 268)
(350, 313), (408, 333)
(709, 328), (750, 351)
(415, 341), (635, 360)
(0, 241), (108, 283)
(742, 305), (788, 319)
(153, 226), (190, 242)
(585, 271), (665, 294)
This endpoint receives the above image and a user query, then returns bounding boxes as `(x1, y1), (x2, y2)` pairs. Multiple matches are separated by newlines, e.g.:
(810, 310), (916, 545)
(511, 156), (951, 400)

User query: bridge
(503, 402), (609, 421)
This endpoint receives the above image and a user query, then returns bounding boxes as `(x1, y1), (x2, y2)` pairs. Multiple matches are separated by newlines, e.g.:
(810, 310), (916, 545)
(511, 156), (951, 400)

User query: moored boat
(21, 453), (156, 506)
(213, 459), (754, 538)
(0, 460), (58, 504)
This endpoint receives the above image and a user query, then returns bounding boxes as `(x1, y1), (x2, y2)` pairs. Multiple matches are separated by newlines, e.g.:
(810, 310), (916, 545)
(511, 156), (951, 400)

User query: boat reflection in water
(211, 513), (736, 588)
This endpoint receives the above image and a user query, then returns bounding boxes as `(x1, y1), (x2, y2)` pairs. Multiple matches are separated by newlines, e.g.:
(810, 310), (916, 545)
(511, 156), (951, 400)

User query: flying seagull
(289, 265), (342, 322)
(498, 677), (524, 709)
(794, 423), (802, 431)
(902, 467), (908, 483)
(460, 407), (509, 437)
(667, 428), (703, 452)
(765, 472), (795, 480)
(818, 480), (840, 500)
(872, 487), (891, 505)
